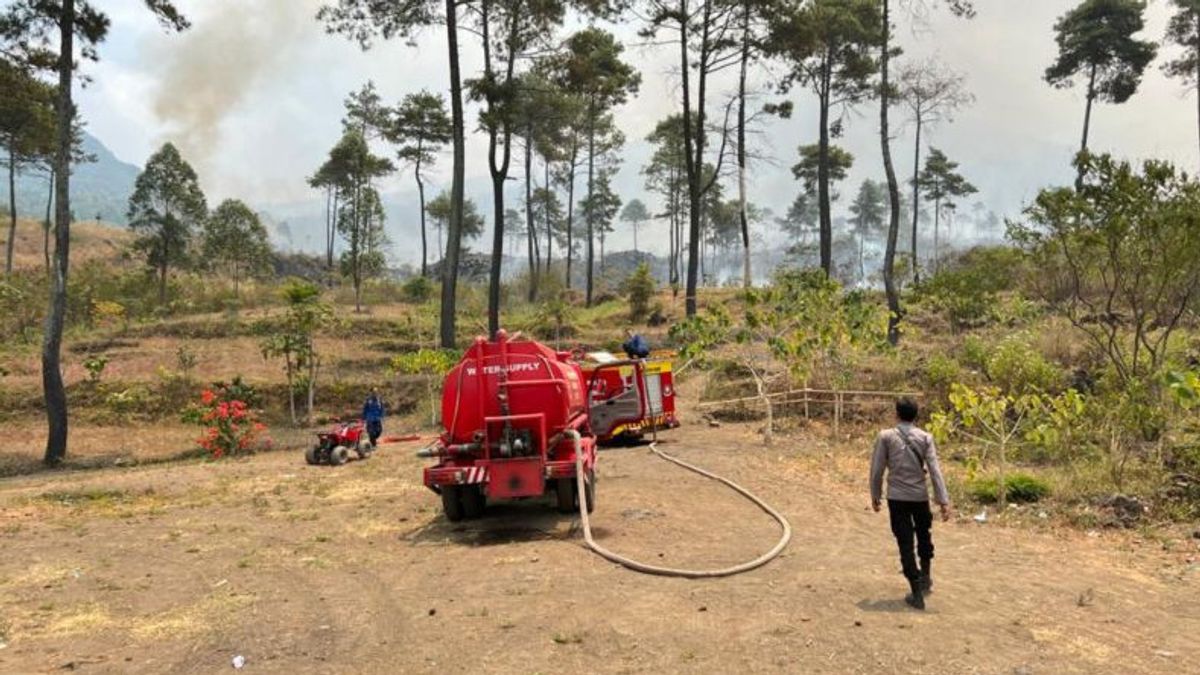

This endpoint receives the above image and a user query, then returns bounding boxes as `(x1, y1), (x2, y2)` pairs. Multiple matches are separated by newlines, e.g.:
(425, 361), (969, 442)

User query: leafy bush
(917, 246), (1025, 330)
(961, 335), (990, 371)
(83, 355), (109, 383)
(401, 275), (434, 304)
(391, 348), (459, 425)
(103, 386), (157, 422)
(190, 388), (270, 459)
(208, 376), (263, 409)
(967, 473), (1051, 504)
(985, 335), (1065, 395)
(924, 354), (964, 398)
(528, 292), (578, 342)
(623, 263), (656, 323)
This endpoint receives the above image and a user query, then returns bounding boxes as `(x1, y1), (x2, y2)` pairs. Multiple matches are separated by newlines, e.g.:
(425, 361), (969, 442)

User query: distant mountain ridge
(2, 132), (141, 226)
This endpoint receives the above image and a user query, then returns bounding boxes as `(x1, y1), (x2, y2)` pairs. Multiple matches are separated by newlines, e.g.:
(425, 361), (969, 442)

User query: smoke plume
(151, 0), (316, 175)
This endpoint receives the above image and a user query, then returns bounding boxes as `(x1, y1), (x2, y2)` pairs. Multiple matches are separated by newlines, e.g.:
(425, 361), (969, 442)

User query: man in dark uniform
(362, 388), (385, 448)
(622, 328), (650, 359)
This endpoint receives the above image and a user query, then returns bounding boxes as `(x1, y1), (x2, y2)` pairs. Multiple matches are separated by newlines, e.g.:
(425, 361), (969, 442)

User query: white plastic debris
(973, 508), (988, 523)
(232, 655), (246, 669)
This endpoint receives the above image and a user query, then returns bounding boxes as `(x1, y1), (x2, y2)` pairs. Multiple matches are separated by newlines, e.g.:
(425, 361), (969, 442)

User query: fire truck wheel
(329, 446), (349, 466)
(304, 445), (320, 465)
(555, 477), (576, 514)
(461, 486), (485, 519)
(441, 486), (465, 522)
(584, 470), (596, 514)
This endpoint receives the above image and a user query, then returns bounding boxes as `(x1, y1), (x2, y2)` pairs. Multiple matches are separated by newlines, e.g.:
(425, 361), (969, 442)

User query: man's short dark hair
(896, 397), (919, 423)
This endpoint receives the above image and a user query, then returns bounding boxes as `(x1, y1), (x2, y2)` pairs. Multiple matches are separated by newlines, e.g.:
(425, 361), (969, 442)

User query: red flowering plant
(186, 387), (270, 459)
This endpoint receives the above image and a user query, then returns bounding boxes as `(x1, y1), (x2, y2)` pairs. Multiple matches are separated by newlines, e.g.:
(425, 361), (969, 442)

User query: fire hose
(566, 430), (792, 578)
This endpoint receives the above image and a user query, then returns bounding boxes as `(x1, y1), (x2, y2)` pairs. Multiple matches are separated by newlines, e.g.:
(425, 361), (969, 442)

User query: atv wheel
(305, 445), (320, 465)
(555, 477), (577, 514)
(461, 485), (485, 519)
(441, 486), (464, 522)
(355, 440), (372, 460)
(329, 446), (350, 466)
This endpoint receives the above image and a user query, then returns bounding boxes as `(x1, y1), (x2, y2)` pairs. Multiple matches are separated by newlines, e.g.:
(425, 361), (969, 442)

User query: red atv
(306, 418), (374, 466)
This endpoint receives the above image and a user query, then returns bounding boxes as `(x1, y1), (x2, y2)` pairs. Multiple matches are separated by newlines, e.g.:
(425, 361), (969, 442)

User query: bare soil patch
(1, 417), (1197, 674)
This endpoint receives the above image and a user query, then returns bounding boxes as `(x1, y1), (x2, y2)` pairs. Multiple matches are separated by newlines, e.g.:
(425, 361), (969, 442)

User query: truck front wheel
(441, 486), (465, 522)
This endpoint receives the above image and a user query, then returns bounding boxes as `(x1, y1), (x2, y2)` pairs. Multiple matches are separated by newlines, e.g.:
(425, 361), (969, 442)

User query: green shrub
(924, 354), (963, 395)
(968, 473), (1051, 504)
(623, 263), (656, 323)
(918, 246), (1026, 330)
(986, 335), (1065, 395)
(961, 335), (990, 371)
(401, 275), (434, 304)
(83, 355), (109, 383)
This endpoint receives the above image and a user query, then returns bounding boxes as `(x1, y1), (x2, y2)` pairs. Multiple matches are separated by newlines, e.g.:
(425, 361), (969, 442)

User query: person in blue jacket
(362, 388), (385, 447)
(622, 328), (651, 359)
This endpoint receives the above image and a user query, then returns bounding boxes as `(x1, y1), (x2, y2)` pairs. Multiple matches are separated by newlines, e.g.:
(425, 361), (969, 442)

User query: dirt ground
(1, 418), (1198, 675)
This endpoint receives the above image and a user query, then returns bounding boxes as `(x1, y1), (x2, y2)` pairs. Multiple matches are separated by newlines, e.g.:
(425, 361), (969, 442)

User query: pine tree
(127, 143), (208, 305)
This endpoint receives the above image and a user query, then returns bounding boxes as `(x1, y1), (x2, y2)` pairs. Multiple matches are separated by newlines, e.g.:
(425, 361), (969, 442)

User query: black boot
(919, 558), (932, 594)
(905, 577), (925, 610)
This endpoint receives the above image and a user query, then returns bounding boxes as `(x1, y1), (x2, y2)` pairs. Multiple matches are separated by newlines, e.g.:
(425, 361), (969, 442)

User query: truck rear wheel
(555, 477), (576, 514)
(441, 486), (464, 522)
(462, 486), (485, 519)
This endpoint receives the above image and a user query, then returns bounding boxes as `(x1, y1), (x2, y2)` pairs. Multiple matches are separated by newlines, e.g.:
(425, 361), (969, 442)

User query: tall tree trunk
(525, 132), (538, 302)
(323, 185), (332, 269)
(286, 361), (297, 425)
(543, 155), (553, 272)
(565, 141), (578, 289)
(6, 149), (16, 277)
(910, 115), (922, 284)
(306, 355), (317, 424)
(880, 0), (903, 346)
(326, 188), (338, 270)
(44, 169), (53, 274)
(817, 80), (832, 276)
(668, 180), (676, 288)
(440, 0), (466, 349)
(1077, 62), (1098, 190)
(416, 160), (428, 277)
(485, 1), (520, 338)
(933, 193), (941, 274)
(737, 0), (752, 289)
(681, 0), (709, 318)
(585, 100), (596, 307)
(159, 259), (168, 305)
(43, 0), (75, 466)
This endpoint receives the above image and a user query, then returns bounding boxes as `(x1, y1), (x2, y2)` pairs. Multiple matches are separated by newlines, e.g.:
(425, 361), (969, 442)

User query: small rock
(853, 620), (862, 627)
(1013, 667), (1033, 675)
(698, 606), (707, 612)
(1191, 530), (1200, 540)
(232, 655), (246, 669)
(428, 608), (437, 616)
(1154, 650), (1176, 658)
(530, 556), (539, 563)
(799, 617), (811, 622)
(708, 419), (721, 428)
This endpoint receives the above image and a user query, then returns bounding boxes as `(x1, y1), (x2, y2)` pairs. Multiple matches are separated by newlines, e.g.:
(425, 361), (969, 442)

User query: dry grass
(130, 590), (256, 641)
(4, 218), (132, 272)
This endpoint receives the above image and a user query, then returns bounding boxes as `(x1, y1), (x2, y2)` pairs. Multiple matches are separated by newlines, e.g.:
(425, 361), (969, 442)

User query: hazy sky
(75, 0), (1198, 259)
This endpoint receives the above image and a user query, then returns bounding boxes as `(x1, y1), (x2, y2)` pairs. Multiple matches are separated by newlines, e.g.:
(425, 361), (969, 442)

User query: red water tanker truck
(419, 331), (677, 521)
